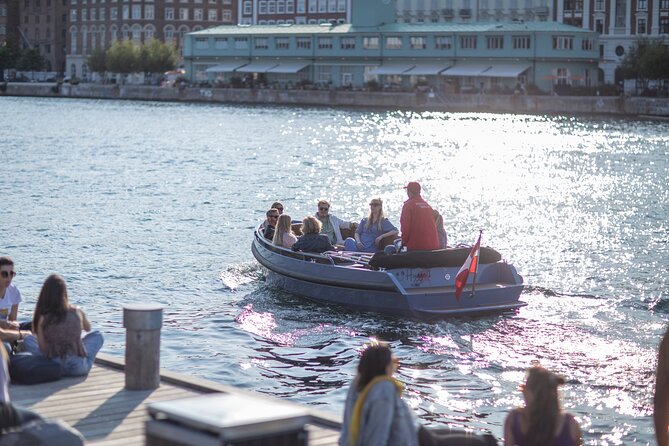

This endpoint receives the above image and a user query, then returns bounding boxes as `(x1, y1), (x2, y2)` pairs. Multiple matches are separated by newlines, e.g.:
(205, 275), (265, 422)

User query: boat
(251, 226), (525, 319)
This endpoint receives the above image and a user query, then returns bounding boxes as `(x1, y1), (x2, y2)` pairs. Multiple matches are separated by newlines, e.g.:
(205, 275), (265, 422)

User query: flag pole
(469, 230), (482, 299)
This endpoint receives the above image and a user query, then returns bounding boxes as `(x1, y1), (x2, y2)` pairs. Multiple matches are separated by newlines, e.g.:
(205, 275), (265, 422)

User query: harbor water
(2, 96), (668, 443)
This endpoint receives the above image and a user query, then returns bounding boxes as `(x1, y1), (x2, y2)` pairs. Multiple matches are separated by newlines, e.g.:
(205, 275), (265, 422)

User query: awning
(266, 62), (310, 74)
(482, 64), (530, 78)
(205, 62), (247, 73)
(368, 64), (415, 75)
(235, 62), (280, 73)
(441, 64), (491, 77)
(403, 64), (452, 76)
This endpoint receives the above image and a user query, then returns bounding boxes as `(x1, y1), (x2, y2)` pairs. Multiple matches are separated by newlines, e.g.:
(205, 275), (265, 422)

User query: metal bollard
(123, 304), (163, 390)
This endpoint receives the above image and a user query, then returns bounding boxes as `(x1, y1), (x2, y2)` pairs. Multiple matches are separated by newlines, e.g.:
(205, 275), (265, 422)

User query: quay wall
(3, 82), (669, 117)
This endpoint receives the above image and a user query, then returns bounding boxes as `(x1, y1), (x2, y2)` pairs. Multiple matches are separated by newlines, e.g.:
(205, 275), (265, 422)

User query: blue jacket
(339, 379), (419, 446)
(291, 233), (334, 253)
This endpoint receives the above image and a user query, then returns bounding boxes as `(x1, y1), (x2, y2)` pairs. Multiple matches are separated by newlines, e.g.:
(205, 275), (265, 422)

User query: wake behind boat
(252, 226), (525, 319)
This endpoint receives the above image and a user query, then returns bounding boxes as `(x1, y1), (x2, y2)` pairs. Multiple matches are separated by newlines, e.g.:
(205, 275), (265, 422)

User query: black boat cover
(368, 246), (502, 270)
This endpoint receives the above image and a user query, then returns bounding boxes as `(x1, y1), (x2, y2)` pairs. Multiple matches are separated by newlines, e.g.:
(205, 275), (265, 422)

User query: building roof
(191, 21), (596, 37)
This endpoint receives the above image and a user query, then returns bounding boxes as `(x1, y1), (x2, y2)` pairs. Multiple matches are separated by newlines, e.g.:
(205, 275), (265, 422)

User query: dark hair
(266, 208), (279, 217)
(32, 274), (70, 335)
(356, 344), (392, 392)
(0, 257), (14, 268)
(524, 367), (565, 446)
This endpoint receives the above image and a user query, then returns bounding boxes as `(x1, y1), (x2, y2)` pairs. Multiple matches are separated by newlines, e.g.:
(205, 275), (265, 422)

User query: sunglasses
(319, 207), (329, 211)
(268, 215), (279, 219)
(276, 208), (283, 211)
(1, 271), (16, 278)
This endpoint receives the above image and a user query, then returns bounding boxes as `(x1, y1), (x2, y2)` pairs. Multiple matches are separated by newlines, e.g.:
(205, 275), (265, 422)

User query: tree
(16, 48), (45, 79)
(0, 36), (22, 82)
(105, 40), (140, 78)
(617, 39), (669, 90)
(140, 39), (179, 76)
(87, 47), (107, 77)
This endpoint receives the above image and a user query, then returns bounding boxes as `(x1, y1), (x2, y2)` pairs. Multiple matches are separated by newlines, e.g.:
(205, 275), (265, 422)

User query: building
(0, 0), (20, 44)
(184, 0), (599, 93)
(395, 0), (552, 24)
(66, 0), (237, 79)
(552, 0), (669, 83)
(14, 0), (67, 73)
(238, 0), (349, 25)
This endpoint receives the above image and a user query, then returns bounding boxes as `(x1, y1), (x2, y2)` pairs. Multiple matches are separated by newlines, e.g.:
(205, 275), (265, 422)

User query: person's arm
(76, 307), (92, 332)
(8, 304), (18, 322)
(503, 410), (517, 446)
(375, 220), (399, 247)
(37, 318), (49, 354)
(656, 328), (669, 446)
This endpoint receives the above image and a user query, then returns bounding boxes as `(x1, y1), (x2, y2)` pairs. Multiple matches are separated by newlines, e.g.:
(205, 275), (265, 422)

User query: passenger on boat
(433, 210), (448, 249)
(400, 182), (439, 251)
(503, 366), (582, 446)
(272, 214), (298, 248)
(339, 342), (498, 446)
(262, 208), (280, 240)
(315, 200), (354, 246)
(271, 201), (284, 215)
(343, 198), (398, 253)
(0, 257), (21, 330)
(292, 216), (334, 254)
(655, 327), (669, 445)
(22, 274), (104, 377)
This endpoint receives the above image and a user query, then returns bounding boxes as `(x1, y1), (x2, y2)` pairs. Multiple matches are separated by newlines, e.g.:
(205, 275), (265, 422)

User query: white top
(0, 284), (22, 321)
(0, 355), (9, 402)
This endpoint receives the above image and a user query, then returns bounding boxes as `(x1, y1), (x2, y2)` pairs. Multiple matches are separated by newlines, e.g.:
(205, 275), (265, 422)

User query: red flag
(455, 232), (482, 300)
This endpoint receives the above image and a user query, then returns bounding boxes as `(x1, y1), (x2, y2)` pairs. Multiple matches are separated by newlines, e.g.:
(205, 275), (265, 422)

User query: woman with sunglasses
(344, 198), (398, 253)
(0, 257), (21, 331)
(22, 274), (104, 377)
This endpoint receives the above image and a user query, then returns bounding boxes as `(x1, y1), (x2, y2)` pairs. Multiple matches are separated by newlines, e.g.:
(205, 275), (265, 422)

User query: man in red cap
(400, 182), (439, 251)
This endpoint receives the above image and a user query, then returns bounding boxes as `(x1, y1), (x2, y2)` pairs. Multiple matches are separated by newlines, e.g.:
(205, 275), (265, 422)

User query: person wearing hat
(400, 182), (439, 251)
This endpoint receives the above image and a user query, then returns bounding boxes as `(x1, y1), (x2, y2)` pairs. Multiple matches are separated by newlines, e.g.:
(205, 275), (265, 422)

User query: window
(99, 7), (105, 20)
(385, 36), (402, 49)
(110, 7), (117, 19)
(637, 0), (647, 9)
(179, 8), (188, 20)
(194, 8), (203, 20)
(208, 9), (217, 20)
(581, 38), (594, 50)
(90, 8), (96, 20)
(552, 35), (573, 50)
(318, 36), (332, 48)
(410, 36), (426, 49)
(460, 35), (477, 49)
(71, 9), (77, 20)
(660, 17), (669, 33)
(275, 37), (289, 49)
(222, 10), (231, 21)
(318, 0), (326, 12)
(132, 4), (140, 19)
(195, 37), (208, 49)
(595, 0), (604, 9)
(363, 36), (379, 49)
(214, 37), (227, 48)
(286, 0), (294, 13)
(615, 0), (626, 26)
(564, 0), (583, 10)
(243, 0), (251, 14)
(259, 1), (267, 13)
(254, 37), (268, 49)
(556, 67), (569, 85)
(512, 35), (530, 49)
(595, 18), (603, 33)
(296, 37), (311, 49)
(662, 0), (669, 8)
(268, 1), (275, 13)
(122, 4), (129, 19)
(234, 37), (248, 49)
(486, 35), (503, 49)
(315, 65), (332, 84)
(337, 0), (345, 11)
(297, 0), (305, 13)
(277, 0), (285, 13)
(340, 37), (355, 49)
(165, 8), (174, 19)
(434, 36), (452, 49)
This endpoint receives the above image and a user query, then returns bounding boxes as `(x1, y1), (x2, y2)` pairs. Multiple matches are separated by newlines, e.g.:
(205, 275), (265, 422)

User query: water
(2, 96), (668, 443)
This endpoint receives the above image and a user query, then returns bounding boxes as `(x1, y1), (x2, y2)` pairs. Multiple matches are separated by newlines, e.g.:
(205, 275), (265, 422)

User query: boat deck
(8, 353), (341, 446)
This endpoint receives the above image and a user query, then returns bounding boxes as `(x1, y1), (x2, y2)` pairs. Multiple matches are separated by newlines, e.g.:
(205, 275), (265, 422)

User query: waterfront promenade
(2, 82), (669, 117)
(9, 353), (341, 445)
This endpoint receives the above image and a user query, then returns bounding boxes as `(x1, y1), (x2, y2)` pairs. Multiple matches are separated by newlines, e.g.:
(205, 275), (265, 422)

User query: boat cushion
(368, 247), (502, 270)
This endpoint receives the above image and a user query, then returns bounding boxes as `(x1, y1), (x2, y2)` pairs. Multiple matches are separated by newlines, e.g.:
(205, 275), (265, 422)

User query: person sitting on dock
(315, 200), (353, 246)
(263, 208), (280, 240)
(292, 216), (334, 254)
(400, 182), (439, 251)
(340, 342), (498, 446)
(22, 274), (104, 377)
(0, 346), (42, 433)
(272, 214), (298, 249)
(503, 366), (582, 446)
(344, 198), (398, 253)
(0, 257), (22, 330)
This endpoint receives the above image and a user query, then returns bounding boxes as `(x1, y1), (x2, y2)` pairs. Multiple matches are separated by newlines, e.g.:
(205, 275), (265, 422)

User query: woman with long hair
(344, 198), (398, 253)
(291, 216), (334, 253)
(503, 367), (582, 446)
(272, 214), (297, 248)
(340, 342), (497, 446)
(22, 274), (103, 377)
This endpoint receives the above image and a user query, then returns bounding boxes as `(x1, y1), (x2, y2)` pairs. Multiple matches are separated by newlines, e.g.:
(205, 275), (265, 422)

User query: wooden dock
(8, 353), (341, 445)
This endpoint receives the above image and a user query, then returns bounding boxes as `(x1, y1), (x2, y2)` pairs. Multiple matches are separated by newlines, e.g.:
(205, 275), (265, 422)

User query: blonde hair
(272, 214), (294, 247)
(301, 215), (322, 235)
(366, 198), (385, 231)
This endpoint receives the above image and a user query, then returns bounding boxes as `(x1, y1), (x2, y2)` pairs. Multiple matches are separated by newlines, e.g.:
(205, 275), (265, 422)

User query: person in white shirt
(0, 257), (21, 330)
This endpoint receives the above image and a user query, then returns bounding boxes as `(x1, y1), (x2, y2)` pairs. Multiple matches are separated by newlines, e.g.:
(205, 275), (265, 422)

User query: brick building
(237, 0), (349, 25)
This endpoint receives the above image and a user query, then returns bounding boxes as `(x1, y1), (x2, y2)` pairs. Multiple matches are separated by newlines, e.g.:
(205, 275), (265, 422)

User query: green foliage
(0, 36), (22, 79)
(16, 48), (45, 72)
(618, 39), (669, 82)
(106, 40), (140, 74)
(139, 39), (179, 74)
(87, 47), (107, 74)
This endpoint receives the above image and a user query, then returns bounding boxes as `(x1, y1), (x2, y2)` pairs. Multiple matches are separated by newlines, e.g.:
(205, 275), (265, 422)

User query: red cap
(403, 182), (421, 194)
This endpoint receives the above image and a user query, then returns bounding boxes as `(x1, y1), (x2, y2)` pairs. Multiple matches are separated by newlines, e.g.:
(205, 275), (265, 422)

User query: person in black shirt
(263, 208), (280, 240)
(292, 216), (334, 254)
